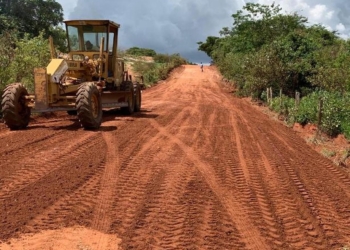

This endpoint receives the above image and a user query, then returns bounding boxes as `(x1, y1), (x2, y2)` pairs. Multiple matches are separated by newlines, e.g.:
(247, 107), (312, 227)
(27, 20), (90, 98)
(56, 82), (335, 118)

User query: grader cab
(1, 20), (142, 130)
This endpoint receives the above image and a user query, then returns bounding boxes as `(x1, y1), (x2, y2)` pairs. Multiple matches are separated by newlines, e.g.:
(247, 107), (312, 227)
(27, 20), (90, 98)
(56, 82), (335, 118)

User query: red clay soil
(1, 65), (350, 249)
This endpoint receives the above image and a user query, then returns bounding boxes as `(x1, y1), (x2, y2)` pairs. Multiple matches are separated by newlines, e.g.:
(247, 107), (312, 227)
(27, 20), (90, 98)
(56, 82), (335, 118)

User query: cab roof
(64, 20), (120, 29)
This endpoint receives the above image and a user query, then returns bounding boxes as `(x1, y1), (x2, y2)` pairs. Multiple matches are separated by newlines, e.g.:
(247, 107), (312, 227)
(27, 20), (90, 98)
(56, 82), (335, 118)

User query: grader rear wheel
(134, 84), (142, 112)
(76, 82), (102, 129)
(1, 83), (31, 130)
(121, 95), (135, 115)
(121, 81), (135, 115)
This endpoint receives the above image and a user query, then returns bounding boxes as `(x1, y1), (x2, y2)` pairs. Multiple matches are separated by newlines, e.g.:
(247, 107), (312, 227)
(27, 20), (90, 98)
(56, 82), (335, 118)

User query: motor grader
(1, 20), (142, 130)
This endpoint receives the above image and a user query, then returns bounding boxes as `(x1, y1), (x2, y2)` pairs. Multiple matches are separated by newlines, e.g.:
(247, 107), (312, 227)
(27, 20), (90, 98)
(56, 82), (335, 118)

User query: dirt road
(1, 65), (350, 249)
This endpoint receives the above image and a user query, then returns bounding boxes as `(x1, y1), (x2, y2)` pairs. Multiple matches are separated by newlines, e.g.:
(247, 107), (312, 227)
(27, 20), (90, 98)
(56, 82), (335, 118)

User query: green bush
(270, 95), (295, 117)
(132, 53), (187, 86)
(341, 120), (350, 139)
(290, 92), (319, 125)
(0, 33), (51, 93)
(126, 47), (156, 57)
(285, 91), (350, 137)
(339, 93), (350, 138)
(320, 92), (345, 136)
(154, 53), (170, 63)
(0, 31), (17, 92)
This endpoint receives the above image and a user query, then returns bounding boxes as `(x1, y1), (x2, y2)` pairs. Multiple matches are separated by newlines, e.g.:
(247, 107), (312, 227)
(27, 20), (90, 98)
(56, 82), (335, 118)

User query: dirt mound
(0, 227), (121, 250)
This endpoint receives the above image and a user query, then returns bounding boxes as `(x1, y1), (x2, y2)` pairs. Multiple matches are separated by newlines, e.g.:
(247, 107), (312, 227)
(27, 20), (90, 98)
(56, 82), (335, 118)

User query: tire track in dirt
(107, 109), (191, 247)
(233, 113), (328, 249)
(1, 65), (350, 249)
(0, 132), (98, 198)
(91, 131), (119, 230)
(84, 127), (122, 250)
(0, 116), (77, 155)
(116, 67), (270, 249)
(20, 122), (125, 236)
(104, 94), (248, 249)
(110, 121), (246, 249)
(232, 98), (350, 248)
(147, 119), (269, 249)
(0, 132), (106, 241)
(24, 172), (102, 231)
(193, 102), (287, 249)
(227, 114), (287, 248)
(0, 130), (64, 156)
(273, 136), (350, 246)
(160, 66), (348, 246)
(0, 121), (81, 181)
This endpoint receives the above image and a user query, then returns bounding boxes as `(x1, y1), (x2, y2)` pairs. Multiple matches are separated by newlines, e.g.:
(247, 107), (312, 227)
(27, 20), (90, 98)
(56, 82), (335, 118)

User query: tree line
(0, 0), (66, 93)
(0, 0), (66, 50)
(198, 3), (350, 138)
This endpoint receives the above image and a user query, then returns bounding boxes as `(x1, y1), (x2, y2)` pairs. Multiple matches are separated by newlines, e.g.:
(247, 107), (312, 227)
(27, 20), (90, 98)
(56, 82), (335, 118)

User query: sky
(55, 0), (350, 63)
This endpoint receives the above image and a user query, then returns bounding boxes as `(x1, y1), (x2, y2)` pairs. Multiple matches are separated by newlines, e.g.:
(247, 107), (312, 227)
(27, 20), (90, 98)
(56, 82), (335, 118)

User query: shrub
(289, 92), (319, 125)
(132, 53), (187, 86)
(320, 92), (345, 136)
(154, 53), (170, 63)
(0, 31), (17, 92)
(126, 47), (156, 57)
(7, 33), (51, 92)
(270, 95), (295, 117)
(286, 91), (350, 137)
(341, 121), (350, 139)
(339, 93), (350, 139)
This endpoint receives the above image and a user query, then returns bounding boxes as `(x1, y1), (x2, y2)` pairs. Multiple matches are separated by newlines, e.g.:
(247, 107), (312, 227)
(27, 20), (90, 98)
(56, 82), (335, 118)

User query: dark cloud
(66, 0), (244, 63)
(61, 0), (350, 62)
(336, 1), (350, 26)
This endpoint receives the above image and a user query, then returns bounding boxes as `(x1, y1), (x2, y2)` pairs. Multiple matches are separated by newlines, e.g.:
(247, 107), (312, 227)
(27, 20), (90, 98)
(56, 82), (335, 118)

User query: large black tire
(76, 82), (102, 129)
(121, 94), (135, 115)
(67, 110), (77, 116)
(121, 81), (135, 115)
(134, 84), (142, 112)
(1, 83), (31, 130)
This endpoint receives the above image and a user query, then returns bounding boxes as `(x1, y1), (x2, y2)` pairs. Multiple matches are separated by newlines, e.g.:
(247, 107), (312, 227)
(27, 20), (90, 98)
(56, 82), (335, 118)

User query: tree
(49, 26), (68, 53)
(197, 36), (219, 57)
(198, 3), (343, 96)
(308, 40), (350, 93)
(0, 0), (63, 38)
(222, 3), (307, 54)
(0, 31), (17, 90)
(0, 0), (67, 56)
(7, 33), (51, 92)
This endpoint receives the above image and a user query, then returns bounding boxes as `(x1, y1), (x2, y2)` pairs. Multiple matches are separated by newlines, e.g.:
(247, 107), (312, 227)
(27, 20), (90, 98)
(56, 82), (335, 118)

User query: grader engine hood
(47, 59), (68, 83)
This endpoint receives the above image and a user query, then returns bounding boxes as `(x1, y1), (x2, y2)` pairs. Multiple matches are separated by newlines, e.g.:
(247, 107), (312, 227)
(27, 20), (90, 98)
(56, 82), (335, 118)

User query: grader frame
(1, 20), (142, 130)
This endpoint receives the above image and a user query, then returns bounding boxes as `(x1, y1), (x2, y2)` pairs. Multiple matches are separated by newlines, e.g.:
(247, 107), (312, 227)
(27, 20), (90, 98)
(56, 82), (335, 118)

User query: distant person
(200, 62), (203, 72)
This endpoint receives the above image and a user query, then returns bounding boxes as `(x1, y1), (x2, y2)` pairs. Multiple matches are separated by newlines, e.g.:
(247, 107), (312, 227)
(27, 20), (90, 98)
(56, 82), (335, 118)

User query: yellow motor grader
(1, 20), (142, 130)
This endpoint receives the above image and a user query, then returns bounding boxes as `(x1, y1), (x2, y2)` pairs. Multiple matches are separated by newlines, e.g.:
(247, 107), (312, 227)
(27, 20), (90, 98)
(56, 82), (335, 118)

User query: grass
(321, 148), (336, 158)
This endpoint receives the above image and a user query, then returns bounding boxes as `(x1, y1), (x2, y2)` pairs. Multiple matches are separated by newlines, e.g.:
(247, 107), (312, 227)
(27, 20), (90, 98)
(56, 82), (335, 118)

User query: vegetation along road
(1, 65), (350, 249)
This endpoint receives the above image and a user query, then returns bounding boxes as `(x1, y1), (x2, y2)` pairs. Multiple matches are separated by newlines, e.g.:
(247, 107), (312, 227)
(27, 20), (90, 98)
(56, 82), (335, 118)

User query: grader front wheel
(1, 83), (31, 130)
(76, 82), (102, 129)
